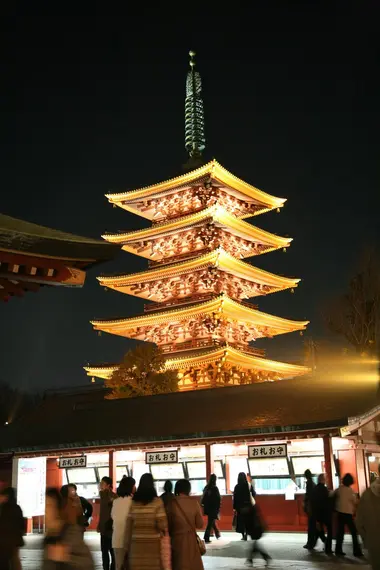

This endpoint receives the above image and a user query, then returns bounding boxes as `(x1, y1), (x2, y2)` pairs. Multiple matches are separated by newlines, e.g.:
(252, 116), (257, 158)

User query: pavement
(20, 532), (371, 569)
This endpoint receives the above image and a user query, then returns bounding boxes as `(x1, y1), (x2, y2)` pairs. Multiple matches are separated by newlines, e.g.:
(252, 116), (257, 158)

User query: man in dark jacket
(303, 469), (316, 550)
(202, 474), (221, 543)
(97, 476), (116, 570)
(311, 473), (333, 554)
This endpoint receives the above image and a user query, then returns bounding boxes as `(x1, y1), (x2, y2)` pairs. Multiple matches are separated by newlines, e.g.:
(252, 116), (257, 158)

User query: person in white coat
(111, 476), (135, 570)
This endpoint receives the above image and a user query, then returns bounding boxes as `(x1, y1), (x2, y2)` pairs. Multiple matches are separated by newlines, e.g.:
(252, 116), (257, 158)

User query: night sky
(1, 3), (379, 392)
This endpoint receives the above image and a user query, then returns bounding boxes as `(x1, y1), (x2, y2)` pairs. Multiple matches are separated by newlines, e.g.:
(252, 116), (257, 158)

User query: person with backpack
(201, 474), (221, 543)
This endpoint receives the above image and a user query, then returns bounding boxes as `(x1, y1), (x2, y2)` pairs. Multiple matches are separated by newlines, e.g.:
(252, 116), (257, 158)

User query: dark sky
(1, 2), (379, 391)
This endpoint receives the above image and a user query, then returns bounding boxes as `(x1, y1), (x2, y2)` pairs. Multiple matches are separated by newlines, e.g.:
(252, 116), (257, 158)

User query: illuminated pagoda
(86, 52), (309, 390)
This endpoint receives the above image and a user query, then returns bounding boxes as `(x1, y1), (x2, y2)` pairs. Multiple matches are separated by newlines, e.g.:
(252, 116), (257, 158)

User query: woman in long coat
(126, 473), (168, 570)
(168, 479), (204, 570)
(233, 472), (255, 540)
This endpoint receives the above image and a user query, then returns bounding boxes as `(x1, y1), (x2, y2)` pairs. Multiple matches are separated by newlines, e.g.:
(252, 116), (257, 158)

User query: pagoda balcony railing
(148, 249), (210, 268)
(144, 295), (258, 313)
(160, 338), (265, 358)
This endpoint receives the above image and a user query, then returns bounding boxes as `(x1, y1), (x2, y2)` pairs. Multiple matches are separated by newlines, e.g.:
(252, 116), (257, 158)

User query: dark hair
(60, 484), (69, 499)
(163, 480), (173, 494)
(0, 486), (16, 504)
(133, 473), (157, 504)
(207, 474), (217, 488)
(342, 473), (354, 487)
(101, 476), (113, 487)
(117, 476), (135, 498)
(175, 479), (191, 496)
(304, 469), (312, 479)
(237, 472), (247, 486)
(46, 487), (63, 510)
(68, 483), (77, 491)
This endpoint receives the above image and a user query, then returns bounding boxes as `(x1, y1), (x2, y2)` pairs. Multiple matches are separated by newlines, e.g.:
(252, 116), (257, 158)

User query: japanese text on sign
(59, 456), (87, 469)
(248, 444), (287, 459)
(146, 451), (178, 464)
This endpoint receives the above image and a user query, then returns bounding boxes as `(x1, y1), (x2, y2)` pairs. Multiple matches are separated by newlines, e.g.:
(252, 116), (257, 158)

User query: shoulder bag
(174, 498), (206, 556)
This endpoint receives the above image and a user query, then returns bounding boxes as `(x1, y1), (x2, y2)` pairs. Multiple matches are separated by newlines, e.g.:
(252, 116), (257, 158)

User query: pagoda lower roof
(98, 248), (300, 296)
(103, 205), (292, 257)
(0, 213), (117, 263)
(91, 293), (309, 338)
(84, 344), (309, 381)
(105, 160), (286, 219)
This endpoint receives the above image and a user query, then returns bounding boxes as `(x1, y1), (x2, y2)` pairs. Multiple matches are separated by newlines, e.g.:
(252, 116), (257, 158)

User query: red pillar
(323, 435), (334, 490)
(205, 443), (214, 482)
(109, 451), (117, 492)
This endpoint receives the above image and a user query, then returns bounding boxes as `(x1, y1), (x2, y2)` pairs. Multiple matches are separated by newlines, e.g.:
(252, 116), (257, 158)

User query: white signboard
(17, 457), (46, 518)
(59, 456), (87, 469)
(248, 444), (287, 459)
(146, 451), (178, 464)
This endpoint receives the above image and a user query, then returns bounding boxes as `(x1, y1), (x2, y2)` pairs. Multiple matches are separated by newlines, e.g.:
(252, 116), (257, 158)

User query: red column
(109, 451), (117, 492)
(205, 443), (214, 482)
(323, 435), (334, 490)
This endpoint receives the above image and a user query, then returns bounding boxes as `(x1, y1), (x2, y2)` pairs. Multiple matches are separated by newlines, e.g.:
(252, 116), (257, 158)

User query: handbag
(160, 532), (172, 570)
(174, 498), (206, 556)
(232, 512), (237, 531)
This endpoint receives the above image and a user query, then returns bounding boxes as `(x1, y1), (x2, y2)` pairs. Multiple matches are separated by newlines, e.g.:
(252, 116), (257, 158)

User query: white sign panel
(17, 457), (46, 518)
(146, 451), (178, 464)
(59, 456), (87, 469)
(248, 444), (287, 459)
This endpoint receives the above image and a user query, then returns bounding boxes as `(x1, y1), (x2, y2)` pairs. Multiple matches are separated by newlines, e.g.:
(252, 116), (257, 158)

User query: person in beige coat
(168, 479), (204, 570)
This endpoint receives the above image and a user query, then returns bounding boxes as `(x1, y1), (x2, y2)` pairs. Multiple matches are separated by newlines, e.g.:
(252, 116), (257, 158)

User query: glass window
(116, 466), (129, 482)
(187, 462), (206, 479)
(97, 467), (109, 481)
(132, 462), (149, 486)
(292, 456), (324, 476)
(228, 457), (248, 490)
(249, 458), (289, 476)
(214, 461), (224, 479)
(61, 469), (68, 486)
(66, 468), (97, 484)
(150, 464), (184, 480)
(76, 483), (99, 499)
(254, 478), (293, 494)
(189, 479), (206, 495)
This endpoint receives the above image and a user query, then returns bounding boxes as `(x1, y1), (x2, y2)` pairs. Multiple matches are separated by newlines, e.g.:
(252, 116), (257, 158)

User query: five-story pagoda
(86, 52), (309, 390)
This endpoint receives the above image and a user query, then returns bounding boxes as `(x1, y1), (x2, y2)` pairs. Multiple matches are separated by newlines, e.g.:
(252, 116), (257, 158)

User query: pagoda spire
(185, 51), (206, 166)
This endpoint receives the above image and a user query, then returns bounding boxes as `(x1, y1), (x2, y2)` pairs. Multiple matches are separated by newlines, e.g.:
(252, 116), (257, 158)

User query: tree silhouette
(105, 344), (178, 399)
(325, 250), (380, 356)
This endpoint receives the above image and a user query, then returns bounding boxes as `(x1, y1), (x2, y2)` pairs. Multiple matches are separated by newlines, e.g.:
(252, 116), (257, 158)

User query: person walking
(98, 476), (117, 570)
(201, 474), (221, 543)
(233, 472), (255, 541)
(310, 474), (333, 554)
(0, 487), (24, 570)
(335, 473), (363, 557)
(43, 487), (94, 570)
(168, 478), (204, 570)
(161, 480), (174, 509)
(111, 476), (135, 570)
(356, 465), (380, 569)
(303, 469), (316, 550)
(125, 473), (168, 570)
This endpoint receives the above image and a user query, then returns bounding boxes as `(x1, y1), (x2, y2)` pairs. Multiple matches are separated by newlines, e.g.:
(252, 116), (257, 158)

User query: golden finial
(189, 50), (196, 68)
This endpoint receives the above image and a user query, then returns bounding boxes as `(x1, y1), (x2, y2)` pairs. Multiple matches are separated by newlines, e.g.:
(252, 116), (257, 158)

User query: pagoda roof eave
(102, 206), (292, 250)
(98, 248), (301, 292)
(90, 294), (309, 337)
(84, 345), (310, 380)
(105, 160), (286, 214)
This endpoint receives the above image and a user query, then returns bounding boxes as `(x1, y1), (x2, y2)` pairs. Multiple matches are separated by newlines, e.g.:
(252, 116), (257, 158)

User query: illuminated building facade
(86, 53), (309, 389)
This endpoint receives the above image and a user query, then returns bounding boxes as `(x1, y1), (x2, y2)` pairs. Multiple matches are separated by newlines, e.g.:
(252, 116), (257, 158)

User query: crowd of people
(303, 466), (380, 569)
(1, 464), (380, 569)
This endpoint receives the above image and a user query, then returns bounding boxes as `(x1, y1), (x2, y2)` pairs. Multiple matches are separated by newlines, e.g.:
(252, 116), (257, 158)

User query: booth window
(150, 463), (185, 495)
(186, 461), (206, 495)
(291, 456), (324, 489)
(66, 467), (98, 499)
(249, 457), (291, 494)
